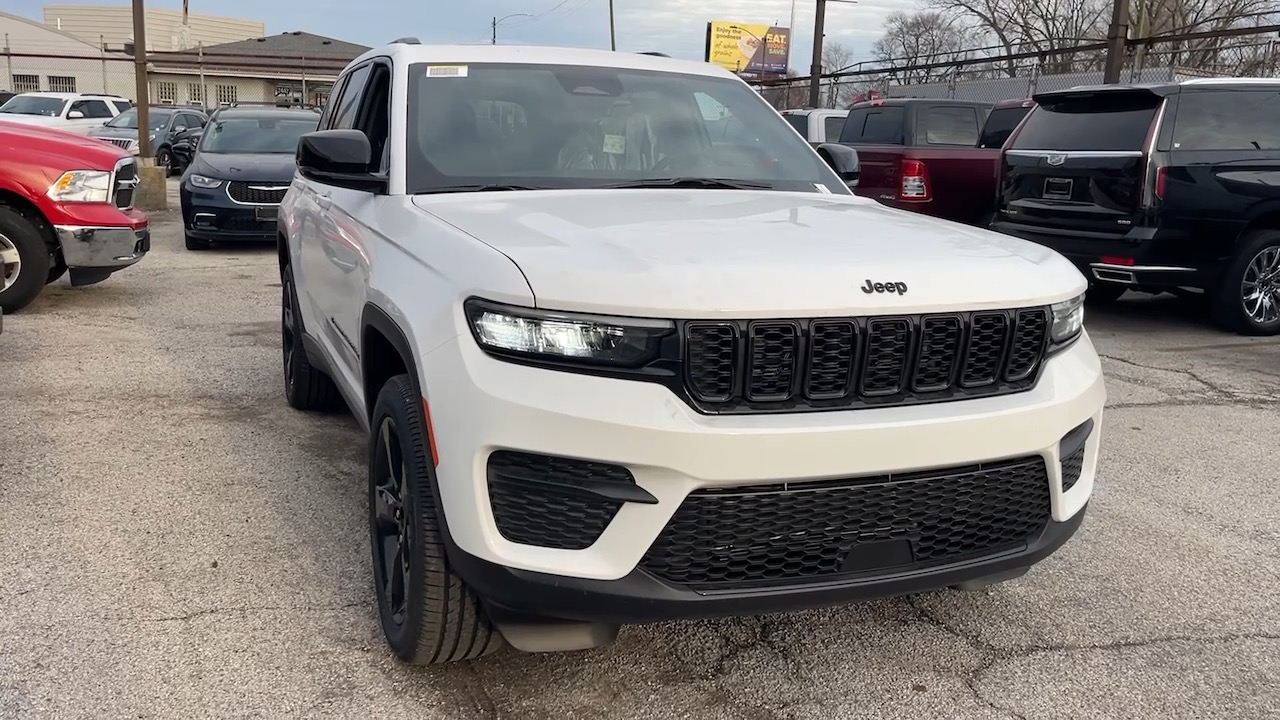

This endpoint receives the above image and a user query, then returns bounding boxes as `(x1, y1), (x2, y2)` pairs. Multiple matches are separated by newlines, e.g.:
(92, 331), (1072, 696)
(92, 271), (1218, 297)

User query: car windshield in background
(106, 108), (173, 131)
(201, 116), (318, 153)
(1010, 92), (1160, 152)
(405, 63), (849, 195)
(0, 96), (67, 117)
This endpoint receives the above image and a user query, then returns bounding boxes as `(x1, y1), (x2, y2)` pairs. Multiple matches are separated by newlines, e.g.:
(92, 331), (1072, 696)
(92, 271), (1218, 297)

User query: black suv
(991, 79), (1280, 335)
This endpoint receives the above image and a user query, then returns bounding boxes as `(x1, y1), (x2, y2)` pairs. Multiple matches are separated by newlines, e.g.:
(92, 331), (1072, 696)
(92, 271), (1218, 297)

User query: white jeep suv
(278, 41), (1106, 664)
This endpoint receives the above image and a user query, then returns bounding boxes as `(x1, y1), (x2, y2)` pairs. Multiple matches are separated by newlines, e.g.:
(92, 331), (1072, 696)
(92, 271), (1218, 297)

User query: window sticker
(603, 134), (626, 155)
(426, 65), (468, 78)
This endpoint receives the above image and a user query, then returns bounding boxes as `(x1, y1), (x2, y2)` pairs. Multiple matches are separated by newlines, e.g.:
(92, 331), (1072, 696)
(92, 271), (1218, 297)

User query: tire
(185, 233), (211, 251)
(1212, 230), (1280, 336)
(1085, 283), (1127, 304)
(281, 264), (340, 410)
(369, 374), (504, 664)
(156, 148), (173, 177)
(0, 206), (52, 314)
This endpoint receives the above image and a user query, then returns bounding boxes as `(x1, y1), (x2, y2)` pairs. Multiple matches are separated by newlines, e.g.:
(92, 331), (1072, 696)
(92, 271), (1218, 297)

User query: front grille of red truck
(112, 159), (137, 210)
(681, 308), (1049, 414)
(639, 455), (1052, 589)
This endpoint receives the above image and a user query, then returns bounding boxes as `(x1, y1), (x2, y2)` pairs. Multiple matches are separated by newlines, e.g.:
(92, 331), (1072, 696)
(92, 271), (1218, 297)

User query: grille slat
(1006, 309), (1049, 381)
(681, 309), (1047, 414)
(960, 312), (1010, 388)
(640, 457), (1052, 588)
(805, 321), (856, 399)
(747, 323), (798, 401)
(228, 181), (289, 205)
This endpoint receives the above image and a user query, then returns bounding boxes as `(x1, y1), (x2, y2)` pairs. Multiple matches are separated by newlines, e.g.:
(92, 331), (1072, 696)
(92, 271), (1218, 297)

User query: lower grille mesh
(487, 451), (634, 550)
(640, 457), (1052, 588)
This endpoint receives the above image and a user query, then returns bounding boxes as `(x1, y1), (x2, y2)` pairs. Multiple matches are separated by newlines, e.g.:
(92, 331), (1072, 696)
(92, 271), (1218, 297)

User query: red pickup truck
(0, 120), (149, 313)
(837, 97), (1034, 226)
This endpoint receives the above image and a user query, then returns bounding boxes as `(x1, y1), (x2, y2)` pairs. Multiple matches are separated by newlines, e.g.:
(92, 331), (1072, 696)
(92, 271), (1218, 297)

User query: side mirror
(296, 129), (386, 192)
(67, 110), (85, 119)
(816, 143), (859, 187)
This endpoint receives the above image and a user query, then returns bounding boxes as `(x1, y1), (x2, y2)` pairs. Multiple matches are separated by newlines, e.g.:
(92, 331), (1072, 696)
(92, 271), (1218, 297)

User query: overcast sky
(12, 0), (914, 71)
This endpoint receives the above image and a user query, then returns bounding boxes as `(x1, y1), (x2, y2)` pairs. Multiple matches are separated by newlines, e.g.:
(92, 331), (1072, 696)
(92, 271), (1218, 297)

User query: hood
(192, 152), (296, 182)
(87, 125), (140, 139)
(0, 120), (130, 170)
(414, 189), (1087, 318)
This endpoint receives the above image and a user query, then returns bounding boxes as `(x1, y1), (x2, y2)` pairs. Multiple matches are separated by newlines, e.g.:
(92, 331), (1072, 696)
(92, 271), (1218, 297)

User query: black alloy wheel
(367, 375), (504, 664)
(280, 264), (339, 409)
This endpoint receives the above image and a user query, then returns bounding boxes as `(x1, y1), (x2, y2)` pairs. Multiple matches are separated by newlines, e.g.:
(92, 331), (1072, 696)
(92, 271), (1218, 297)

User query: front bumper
(421, 328), (1106, 620)
(181, 185), (278, 241)
(55, 224), (150, 271)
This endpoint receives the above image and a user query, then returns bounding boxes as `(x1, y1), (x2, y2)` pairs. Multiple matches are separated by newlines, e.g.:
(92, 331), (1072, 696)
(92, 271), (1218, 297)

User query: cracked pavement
(1, 192), (1277, 719)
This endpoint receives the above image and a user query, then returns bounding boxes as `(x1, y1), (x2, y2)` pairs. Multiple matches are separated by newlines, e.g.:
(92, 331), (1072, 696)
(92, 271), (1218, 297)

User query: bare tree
(872, 10), (984, 83)
(822, 41), (860, 107)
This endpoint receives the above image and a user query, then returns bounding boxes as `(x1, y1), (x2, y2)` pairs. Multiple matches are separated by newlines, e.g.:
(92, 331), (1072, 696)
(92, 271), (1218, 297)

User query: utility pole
(131, 0), (151, 158)
(1103, 0), (1131, 84)
(492, 17), (497, 45)
(808, 0), (826, 108)
(609, 0), (616, 51)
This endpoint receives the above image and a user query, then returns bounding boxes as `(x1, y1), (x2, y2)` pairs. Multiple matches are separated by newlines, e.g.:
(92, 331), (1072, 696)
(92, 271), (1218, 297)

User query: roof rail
(391, 36), (421, 45)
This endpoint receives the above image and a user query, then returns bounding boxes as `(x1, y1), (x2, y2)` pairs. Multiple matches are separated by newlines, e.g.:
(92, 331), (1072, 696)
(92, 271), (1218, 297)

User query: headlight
(188, 174), (223, 189)
(46, 170), (112, 203)
(464, 298), (672, 367)
(1049, 293), (1085, 349)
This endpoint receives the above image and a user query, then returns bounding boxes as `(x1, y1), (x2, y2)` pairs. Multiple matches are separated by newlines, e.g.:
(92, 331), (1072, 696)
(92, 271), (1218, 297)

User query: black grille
(1061, 445), (1085, 492)
(680, 308), (1049, 414)
(219, 216), (276, 233)
(640, 457), (1052, 588)
(487, 451), (634, 550)
(112, 161), (136, 209)
(228, 181), (289, 204)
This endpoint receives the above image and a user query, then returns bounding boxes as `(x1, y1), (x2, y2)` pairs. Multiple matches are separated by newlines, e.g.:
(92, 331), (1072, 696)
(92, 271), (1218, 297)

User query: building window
(12, 74), (39, 92)
(215, 84), (237, 105)
(155, 81), (177, 104)
(47, 76), (76, 93)
(187, 82), (204, 105)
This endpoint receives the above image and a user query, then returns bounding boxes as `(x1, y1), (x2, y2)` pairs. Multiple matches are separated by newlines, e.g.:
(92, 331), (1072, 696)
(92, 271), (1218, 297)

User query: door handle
(315, 190), (332, 210)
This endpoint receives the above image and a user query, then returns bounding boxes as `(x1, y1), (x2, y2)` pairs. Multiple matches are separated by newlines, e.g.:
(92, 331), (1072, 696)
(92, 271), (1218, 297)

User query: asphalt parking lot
(1, 186), (1277, 719)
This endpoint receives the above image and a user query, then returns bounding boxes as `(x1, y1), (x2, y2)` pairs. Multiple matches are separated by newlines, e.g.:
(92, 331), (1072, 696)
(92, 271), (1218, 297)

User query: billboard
(704, 21), (790, 77)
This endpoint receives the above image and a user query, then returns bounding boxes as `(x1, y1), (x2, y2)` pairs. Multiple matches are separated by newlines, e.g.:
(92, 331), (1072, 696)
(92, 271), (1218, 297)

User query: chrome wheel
(0, 233), (21, 293)
(372, 417), (412, 629)
(1241, 245), (1280, 325)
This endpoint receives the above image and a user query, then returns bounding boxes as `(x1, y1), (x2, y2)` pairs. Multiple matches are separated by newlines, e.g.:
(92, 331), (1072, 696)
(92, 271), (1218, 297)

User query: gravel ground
(1, 189), (1277, 719)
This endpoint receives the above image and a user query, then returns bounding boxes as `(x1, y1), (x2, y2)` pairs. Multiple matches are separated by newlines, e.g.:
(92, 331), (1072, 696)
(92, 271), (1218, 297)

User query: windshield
(405, 63), (849, 194)
(201, 116), (318, 153)
(106, 108), (173, 131)
(0, 95), (67, 117)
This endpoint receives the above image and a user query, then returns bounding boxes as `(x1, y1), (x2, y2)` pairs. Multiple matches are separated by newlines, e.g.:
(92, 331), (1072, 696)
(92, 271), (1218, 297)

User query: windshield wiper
(598, 177), (773, 190)
(422, 184), (544, 194)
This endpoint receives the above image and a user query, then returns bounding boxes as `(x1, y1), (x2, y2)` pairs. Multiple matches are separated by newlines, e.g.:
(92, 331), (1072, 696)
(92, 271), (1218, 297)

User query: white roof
(1180, 77), (1280, 86)
(352, 42), (735, 80)
(13, 91), (130, 99)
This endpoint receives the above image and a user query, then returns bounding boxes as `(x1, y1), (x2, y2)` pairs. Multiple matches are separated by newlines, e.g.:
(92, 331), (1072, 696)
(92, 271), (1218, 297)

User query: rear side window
(839, 107), (904, 144)
(782, 113), (808, 136)
(823, 115), (845, 141)
(1172, 91), (1280, 151)
(922, 106), (979, 145)
(979, 106), (1031, 148)
(1011, 92), (1159, 151)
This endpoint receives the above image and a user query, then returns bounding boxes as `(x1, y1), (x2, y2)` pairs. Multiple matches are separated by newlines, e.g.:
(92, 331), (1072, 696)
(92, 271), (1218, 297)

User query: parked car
(0, 90), (15, 107)
(279, 42), (1104, 665)
(168, 125), (205, 174)
(837, 98), (1033, 227)
(87, 105), (209, 175)
(0, 121), (150, 312)
(991, 79), (1280, 335)
(179, 107), (318, 250)
(0, 92), (132, 134)
(780, 108), (849, 145)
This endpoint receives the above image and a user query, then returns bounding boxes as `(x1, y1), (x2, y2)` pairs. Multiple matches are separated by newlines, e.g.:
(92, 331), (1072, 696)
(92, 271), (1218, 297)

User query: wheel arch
(0, 189), (57, 251)
(361, 303), (422, 423)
